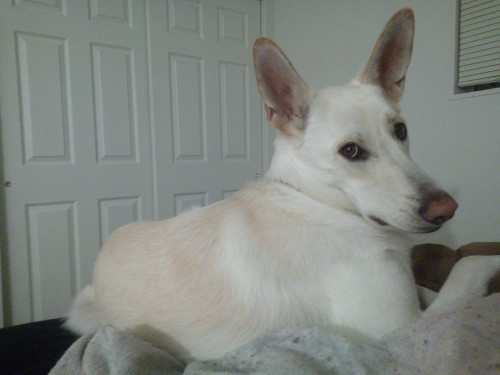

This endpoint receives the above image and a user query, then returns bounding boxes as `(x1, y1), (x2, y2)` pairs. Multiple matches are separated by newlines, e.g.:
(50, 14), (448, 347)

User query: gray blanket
(50, 294), (500, 375)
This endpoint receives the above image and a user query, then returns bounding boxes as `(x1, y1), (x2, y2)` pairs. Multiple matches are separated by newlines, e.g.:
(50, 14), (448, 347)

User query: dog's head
(253, 9), (457, 233)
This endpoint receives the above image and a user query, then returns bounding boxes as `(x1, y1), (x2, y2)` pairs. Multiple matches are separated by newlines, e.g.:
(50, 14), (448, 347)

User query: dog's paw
(448, 255), (500, 297)
(424, 255), (500, 316)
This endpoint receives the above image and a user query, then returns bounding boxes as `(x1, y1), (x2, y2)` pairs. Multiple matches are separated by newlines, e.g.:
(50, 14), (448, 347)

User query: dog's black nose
(419, 192), (458, 225)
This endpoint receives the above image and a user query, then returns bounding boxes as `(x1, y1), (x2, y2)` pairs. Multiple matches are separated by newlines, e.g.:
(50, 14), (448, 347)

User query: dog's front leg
(416, 286), (437, 309)
(423, 255), (500, 317)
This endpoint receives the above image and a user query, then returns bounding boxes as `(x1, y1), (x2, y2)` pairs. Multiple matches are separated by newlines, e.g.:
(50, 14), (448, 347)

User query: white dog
(66, 9), (500, 361)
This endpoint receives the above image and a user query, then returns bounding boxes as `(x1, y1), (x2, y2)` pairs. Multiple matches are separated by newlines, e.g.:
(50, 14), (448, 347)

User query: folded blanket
(50, 294), (500, 375)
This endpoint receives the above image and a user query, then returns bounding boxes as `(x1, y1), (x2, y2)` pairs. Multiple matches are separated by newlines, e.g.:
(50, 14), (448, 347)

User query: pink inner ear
(253, 38), (311, 136)
(379, 37), (406, 83)
(360, 9), (414, 102)
(377, 34), (410, 96)
(257, 50), (296, 117)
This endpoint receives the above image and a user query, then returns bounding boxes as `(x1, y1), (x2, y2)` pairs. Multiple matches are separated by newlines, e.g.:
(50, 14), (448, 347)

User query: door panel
(26, 201), (77, 321)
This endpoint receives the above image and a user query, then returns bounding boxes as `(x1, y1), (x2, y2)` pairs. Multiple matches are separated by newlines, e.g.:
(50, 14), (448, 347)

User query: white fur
(66, 9), (499, 362)
(65, 285), (103, 334)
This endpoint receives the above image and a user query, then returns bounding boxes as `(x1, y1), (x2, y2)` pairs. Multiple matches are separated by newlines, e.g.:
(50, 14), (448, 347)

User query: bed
(1, 242), (498, 375)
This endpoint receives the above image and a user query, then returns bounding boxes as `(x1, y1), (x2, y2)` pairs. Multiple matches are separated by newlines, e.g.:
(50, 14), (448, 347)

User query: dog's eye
(340, 143), (365, 160)
(394, 122), (407, 141)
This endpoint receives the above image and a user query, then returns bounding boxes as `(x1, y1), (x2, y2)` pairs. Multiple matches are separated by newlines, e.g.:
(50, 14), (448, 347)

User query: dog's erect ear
(359, 8), (414, 102)
(253, 38), (312, 136)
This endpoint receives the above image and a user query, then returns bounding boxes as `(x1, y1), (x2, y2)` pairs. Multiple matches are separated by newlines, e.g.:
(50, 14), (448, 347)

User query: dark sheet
(0, 319), (78, 375)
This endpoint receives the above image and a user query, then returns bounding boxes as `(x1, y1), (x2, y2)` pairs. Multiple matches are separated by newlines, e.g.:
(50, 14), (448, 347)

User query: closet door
(0, 0), (152, 325)
(0, 0), (263, 326)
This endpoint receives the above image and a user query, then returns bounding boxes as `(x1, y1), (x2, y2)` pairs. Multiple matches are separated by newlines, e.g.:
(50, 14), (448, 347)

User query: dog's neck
(268, 177), (301, 192)
(265, 145), (359, 215)
(267, 176), (359, 214)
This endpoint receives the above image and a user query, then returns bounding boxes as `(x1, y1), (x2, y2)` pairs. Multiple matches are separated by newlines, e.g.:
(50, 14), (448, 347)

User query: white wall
(272, 0), (499, 248)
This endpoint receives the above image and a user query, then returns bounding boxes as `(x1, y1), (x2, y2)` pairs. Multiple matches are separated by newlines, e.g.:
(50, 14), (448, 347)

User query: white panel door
(0, 0), (263, 326)
(0, 0), (153, 325)
(148, 0), (263, 217)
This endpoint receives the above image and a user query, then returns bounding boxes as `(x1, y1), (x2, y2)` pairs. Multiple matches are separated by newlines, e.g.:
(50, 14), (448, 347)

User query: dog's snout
(419, 192), (458, 225)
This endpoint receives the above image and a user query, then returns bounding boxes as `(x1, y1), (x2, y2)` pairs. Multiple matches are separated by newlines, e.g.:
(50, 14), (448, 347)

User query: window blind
(457, 0), (500, 88)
